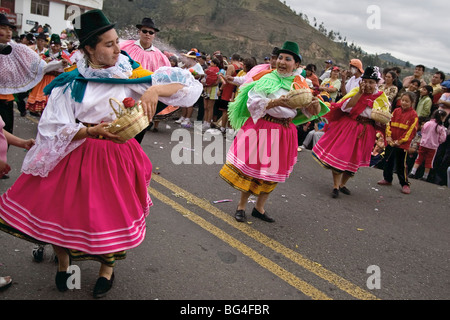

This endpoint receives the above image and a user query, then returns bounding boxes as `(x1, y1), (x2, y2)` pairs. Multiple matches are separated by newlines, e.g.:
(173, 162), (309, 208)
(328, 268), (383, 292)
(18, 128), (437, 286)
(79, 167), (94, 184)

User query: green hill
(104, 0), (359, 66)
(102, 0), (446, 80)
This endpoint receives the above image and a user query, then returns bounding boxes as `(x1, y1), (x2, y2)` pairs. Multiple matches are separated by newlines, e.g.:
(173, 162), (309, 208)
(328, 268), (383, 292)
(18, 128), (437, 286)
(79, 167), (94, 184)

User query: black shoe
(339, 186), (351, 195)
(251, 208), (275, 223)
(235, 209), (246, 222)
(408, 173), (416, 179)
(55, 271), (70, 292)
(93, 273), (114, 298)
(20, 111), (27, 117)
(332, 188), (339, 198)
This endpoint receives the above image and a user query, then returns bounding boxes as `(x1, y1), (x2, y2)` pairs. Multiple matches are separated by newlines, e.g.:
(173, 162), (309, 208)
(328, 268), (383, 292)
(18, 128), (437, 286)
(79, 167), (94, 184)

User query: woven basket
(286, 82), (313, 108)
(106, 98), (150, 141)
(371, 108), (392, 125)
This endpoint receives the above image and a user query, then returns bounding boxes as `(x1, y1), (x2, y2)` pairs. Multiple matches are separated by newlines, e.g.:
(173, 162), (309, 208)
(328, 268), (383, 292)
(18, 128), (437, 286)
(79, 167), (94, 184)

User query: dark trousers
(15, 92), (28, 114)
(0, 100), (14, 133)
(383, 145), (409, 186)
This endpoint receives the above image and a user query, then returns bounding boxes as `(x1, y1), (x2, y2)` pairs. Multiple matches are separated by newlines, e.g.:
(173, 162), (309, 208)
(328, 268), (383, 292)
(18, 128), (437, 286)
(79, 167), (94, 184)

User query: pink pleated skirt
(0, 138), (152, 256)
(225, 117), (298, 183)
(312, 115), (376, 173)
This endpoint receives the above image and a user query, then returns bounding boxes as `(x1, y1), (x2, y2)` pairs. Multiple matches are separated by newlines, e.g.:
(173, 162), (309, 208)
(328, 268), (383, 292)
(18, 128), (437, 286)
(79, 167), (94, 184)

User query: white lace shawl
(0, 43), (47, 94)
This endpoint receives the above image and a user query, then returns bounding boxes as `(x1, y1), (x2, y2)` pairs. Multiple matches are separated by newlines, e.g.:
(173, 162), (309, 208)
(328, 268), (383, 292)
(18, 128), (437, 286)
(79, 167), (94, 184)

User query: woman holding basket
(0, 10), (201, 298)
(312, 66), (391, 198)
(220, 41), (328, 223)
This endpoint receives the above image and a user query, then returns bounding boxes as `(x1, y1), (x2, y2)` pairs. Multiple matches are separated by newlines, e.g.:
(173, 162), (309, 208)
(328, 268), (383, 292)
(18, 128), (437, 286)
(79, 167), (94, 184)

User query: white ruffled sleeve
(150, 67), (203, 107)
(247, 87), (270, 123)
(21, 86), (85, 177)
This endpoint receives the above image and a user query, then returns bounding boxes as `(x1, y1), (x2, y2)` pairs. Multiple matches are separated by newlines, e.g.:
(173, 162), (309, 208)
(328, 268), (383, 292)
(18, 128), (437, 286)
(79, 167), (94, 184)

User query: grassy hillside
(104, 0), (353, 65)
(103, 0), (446, 80)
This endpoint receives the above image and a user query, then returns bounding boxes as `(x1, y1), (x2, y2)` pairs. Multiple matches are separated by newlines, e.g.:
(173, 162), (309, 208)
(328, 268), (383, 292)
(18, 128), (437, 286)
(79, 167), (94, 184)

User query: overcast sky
(282, 0), (449, 73)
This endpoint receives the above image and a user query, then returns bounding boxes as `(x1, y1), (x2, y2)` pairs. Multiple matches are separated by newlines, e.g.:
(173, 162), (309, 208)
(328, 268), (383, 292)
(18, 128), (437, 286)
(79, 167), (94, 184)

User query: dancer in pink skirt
(220, 41), (327, 223)
(312, 66), (390, 198)
(0, 10), (201, 298)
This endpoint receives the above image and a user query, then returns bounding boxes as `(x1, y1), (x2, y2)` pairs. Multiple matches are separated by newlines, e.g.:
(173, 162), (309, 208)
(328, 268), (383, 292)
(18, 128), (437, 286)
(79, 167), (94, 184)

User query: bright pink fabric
(226, 118), (298, 182)
(0, 138), (152, 255)
(120, 40), (170, 72)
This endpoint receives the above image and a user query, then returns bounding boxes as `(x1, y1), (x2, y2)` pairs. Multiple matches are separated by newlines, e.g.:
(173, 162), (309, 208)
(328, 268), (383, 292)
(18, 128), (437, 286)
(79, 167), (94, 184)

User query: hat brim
(278, 49), (302, 63)
(136, 24), (159, 32)
(79, 23), (115, 47)
(0, 22), (16, 30)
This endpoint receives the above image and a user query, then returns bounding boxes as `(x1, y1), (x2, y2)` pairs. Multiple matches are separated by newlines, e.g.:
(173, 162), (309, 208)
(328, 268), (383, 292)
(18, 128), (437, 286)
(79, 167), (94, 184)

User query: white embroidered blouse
(21, 53), (202, 177)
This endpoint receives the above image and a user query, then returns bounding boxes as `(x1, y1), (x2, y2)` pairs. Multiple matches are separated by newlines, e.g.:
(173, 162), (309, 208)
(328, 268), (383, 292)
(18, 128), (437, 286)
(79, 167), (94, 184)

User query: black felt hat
(136, 17), (160, 32)
(361, 66), (381, 81)
(0, 14), (16, 30)
(72, 9), (115, 47)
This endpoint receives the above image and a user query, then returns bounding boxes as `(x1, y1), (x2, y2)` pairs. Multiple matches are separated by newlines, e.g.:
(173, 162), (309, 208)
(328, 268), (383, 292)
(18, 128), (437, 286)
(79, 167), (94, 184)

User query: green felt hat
(50, 34), (61, 45)
(278, 41), (302, 63)
(73, 9), (115, 47)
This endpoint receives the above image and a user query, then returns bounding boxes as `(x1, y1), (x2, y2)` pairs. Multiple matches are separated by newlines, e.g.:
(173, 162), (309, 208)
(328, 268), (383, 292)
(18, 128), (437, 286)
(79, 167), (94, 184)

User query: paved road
(0, 110), (449, 306)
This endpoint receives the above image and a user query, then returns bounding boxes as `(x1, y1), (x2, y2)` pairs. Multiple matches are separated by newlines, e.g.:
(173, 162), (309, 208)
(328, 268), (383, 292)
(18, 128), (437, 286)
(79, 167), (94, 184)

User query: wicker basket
(106, 98), (150, 141)
(371, 108), (392, 125)
(286, 82), (313, 108)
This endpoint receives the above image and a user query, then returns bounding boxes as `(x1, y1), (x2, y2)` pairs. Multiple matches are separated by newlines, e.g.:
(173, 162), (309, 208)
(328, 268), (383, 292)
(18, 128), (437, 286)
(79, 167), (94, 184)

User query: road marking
(149, 187), (332, 300)
(151, 174), (379, 300)
(20, 110), (376, 299)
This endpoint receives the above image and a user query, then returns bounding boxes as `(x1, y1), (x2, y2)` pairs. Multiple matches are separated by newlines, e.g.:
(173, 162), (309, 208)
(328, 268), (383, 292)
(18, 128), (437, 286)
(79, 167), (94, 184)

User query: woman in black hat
(0, 9), (202, 298)
(312, 66), (391, 198)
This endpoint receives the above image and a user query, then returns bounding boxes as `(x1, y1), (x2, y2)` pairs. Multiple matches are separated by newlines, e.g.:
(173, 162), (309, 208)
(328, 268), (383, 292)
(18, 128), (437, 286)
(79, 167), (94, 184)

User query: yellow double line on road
(149, 174), (380, 300)
(23, 112), (377, 299)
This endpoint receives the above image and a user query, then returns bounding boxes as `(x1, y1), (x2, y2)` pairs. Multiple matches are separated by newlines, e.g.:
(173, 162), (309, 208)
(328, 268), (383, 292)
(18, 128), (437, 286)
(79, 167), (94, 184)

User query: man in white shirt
(340, 59), (363, 97)
(120, 17), (170, 72)
(319, 59), (333, 84)
(120, 18), (171, 140)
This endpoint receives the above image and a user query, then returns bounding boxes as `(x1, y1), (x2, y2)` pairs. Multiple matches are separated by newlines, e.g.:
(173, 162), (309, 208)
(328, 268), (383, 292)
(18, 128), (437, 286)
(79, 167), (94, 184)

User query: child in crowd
(406, 117), (427, 173)
(409, 110), (447, 181)
(370, 132), (386, 168)
(204, 57), (220, 87)
(416, 85), (433, 118)
(201, 57), (221, 130)
(378, 91), (419, 194)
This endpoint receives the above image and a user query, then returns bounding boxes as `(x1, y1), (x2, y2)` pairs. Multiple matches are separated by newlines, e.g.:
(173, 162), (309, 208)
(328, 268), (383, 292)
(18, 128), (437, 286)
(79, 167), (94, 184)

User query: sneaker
(401, 185), (411, 194)
(225, 128), (235, 136)
(181, 120), (192, 128)
(377, 179), (392, 186)
(202, 122), (211, 131)
(175, 117), (185, 124)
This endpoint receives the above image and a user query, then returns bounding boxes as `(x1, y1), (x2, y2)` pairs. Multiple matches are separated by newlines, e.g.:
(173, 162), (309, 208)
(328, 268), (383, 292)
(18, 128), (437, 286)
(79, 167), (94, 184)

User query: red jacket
(386, 107), (418, 150)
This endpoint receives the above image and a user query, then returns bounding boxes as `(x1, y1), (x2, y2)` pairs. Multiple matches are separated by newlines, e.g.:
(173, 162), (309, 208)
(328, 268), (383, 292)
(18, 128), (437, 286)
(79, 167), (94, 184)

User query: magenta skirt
(312, 115), (376, 173)
(0, 138), (152, 255)
(226, 117), (298, 183)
